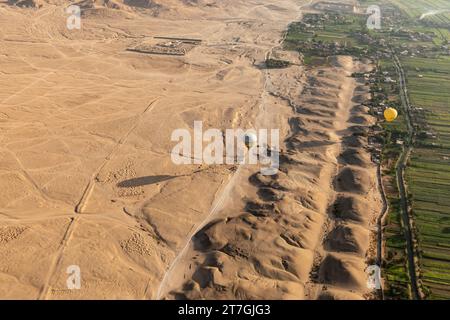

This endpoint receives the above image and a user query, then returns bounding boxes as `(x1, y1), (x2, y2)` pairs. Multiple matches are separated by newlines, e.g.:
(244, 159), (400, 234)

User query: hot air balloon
(244, 133), (258, 149)
(384, 107), (398, 122)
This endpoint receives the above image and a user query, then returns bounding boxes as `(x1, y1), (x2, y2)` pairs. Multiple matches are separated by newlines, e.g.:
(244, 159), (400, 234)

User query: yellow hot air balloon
(384, 107), (398, 122)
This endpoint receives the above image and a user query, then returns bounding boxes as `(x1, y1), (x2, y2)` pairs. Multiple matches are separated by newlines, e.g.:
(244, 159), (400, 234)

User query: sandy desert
(0, 0), (383, 299)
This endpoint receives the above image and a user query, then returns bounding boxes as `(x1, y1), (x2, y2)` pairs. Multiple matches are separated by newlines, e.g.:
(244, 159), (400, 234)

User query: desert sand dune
(161, 54), (382, 299)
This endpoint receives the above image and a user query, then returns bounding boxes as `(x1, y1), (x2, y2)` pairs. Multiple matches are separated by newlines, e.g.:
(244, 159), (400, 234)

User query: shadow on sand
(117, 175), (176, 188)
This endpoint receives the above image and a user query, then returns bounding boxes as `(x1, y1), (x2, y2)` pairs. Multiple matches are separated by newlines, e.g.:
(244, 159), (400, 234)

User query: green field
(378, 0), (450, 299)
(284, 13), (370, 64)
(378, 57), (412, 299)
(403, 55), (450, 299)
(389, 0), (450, 25)
(285, 0), (450, 299)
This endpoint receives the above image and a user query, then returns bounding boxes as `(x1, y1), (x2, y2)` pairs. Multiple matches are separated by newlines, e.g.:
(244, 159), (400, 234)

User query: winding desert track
(156, 0), (313, 300)
(155, 33), (280, 300)
(155, 164), (243, 299)
(75, 98), (161, 213)
(38, 216), (77, 300)
(37, 96), (161, 299)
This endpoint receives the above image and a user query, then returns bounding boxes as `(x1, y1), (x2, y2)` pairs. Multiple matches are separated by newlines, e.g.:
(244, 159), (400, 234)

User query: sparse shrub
(265, 58), (291, 69)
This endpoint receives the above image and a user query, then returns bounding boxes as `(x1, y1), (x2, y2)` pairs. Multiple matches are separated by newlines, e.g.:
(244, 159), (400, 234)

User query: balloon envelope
(384, 107), (398, 122)
(244, 133), (258, 148)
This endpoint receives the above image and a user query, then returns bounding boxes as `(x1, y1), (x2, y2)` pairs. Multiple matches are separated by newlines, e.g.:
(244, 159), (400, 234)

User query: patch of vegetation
(265, 58), (291, 69)
(403, 54), (450, 300)
(284, 13), (371, 65)
(378, 0), (450, 299)
(377, 58), (411, 299)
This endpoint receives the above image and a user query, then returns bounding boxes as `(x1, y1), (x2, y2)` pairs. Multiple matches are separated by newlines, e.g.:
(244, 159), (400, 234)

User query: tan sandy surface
(0, 0), (381, 300)
(161, 54), (382, 300)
